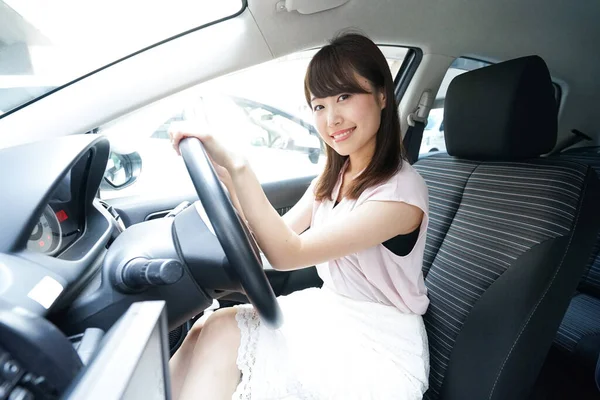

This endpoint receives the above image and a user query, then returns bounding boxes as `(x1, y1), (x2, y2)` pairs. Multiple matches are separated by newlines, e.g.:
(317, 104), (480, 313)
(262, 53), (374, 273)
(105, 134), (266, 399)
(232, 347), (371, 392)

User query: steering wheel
(179, 137), (283, 328)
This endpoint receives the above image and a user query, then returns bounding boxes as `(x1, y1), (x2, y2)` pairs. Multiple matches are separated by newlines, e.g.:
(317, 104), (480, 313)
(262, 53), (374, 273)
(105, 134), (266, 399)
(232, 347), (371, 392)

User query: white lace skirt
(232, 286), (429, 400)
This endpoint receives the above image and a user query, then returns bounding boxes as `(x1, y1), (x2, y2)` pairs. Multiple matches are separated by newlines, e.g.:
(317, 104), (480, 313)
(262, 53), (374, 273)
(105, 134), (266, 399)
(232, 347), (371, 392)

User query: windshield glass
(0, 0), (243, 115)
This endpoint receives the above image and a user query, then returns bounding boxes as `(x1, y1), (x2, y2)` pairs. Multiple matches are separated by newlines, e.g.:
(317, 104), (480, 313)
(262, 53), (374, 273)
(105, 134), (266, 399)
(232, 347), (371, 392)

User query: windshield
(0, 0), (244, 115)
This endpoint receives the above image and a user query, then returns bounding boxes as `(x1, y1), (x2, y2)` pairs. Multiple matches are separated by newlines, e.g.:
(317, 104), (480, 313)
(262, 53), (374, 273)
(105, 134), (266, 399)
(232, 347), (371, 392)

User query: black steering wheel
(179, 137), (283, 328)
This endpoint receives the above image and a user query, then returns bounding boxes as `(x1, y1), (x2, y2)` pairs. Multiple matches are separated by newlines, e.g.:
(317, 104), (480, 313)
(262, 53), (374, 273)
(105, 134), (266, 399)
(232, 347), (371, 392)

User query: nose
(327, 106), (342, 128)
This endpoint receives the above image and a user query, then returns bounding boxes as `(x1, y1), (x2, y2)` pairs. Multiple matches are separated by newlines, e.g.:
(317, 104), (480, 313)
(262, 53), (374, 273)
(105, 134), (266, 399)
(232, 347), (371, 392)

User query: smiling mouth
(331, 127), (355, 142)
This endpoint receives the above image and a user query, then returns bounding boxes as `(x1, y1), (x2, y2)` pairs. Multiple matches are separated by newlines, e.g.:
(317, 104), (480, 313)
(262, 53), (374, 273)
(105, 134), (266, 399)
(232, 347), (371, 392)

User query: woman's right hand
(168, 121), (253, 222)
(169, 123), (244, 191)
(168, 123), (245, 173)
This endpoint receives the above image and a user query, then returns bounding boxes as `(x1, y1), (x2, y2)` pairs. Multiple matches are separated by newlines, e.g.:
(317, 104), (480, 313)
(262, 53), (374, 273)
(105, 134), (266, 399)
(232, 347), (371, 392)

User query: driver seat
(413, 56), (600, 399)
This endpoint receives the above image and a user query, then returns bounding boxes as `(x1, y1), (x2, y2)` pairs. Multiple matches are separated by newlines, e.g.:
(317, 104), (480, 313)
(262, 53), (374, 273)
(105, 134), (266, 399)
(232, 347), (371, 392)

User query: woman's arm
(230, 160), (423, 271)
(281, 181), (314, 235)
(170, 131), (422, 271)
(212, 164), (250, 224)
(223, 163), (313, 235)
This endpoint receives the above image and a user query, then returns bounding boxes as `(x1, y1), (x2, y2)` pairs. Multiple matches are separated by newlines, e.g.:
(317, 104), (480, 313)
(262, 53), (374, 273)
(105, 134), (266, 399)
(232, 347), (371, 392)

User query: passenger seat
(413, 55), (600, 400)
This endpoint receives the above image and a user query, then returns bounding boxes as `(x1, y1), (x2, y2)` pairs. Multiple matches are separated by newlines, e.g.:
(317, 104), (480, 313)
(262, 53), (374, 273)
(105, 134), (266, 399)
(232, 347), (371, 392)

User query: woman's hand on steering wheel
(169, 124), (243, 172)
(169, 123), (247, 221)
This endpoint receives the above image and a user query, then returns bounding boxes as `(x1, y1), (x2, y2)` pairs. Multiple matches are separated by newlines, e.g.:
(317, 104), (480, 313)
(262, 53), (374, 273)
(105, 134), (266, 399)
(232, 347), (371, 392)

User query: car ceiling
(249, 0), (600, 141)
(1, 0), (598, 147)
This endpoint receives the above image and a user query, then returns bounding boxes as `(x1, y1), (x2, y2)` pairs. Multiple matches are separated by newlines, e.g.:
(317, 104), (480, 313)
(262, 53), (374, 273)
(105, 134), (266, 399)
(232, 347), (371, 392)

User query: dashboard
(0, 135), (121, 399)
(0, 136), (115, 313)
(0, 135), (212, 399)
(26, 179), (83, 257)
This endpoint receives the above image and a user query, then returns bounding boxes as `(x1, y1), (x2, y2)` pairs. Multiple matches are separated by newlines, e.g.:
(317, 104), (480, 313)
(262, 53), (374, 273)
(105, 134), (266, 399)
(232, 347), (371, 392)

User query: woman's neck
(347, 137), (376, 176)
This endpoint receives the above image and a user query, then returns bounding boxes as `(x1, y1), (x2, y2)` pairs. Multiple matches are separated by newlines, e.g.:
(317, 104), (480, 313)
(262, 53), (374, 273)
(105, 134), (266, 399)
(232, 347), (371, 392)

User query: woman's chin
(332, 141), (358, 157)
(332, 148), (351, 156)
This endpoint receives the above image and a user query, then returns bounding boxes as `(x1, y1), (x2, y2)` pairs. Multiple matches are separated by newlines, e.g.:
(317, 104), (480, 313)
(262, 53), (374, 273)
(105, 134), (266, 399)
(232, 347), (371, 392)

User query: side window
(99, 47), (408, 199)
(419, 58), (490, 155)
(232, 97), (321, 152)
(152, 112), (185, 140)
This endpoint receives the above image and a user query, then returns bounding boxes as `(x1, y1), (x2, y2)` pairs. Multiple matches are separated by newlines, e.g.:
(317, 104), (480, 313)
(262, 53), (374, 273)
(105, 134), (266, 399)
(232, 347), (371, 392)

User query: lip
(330, 127), (355, 143)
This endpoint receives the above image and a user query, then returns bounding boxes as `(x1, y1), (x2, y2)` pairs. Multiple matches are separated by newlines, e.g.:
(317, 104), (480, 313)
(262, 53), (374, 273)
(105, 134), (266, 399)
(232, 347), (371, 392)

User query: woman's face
(310, 74), (385, 157)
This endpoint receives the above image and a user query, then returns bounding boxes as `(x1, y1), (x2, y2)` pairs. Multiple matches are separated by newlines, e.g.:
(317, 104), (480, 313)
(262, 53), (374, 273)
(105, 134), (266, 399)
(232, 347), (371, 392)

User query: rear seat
(554, 148), (600, 371)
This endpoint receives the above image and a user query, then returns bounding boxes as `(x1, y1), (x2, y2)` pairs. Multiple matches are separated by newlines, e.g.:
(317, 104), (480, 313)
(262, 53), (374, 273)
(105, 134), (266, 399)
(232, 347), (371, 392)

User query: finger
(170, 130), (183, 156)
(173, 131), (202, 156)
(172, 131), (196, 156)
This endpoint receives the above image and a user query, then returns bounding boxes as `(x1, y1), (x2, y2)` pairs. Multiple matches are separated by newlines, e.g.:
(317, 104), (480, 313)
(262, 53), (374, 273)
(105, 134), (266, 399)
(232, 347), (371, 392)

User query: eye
(338, 94), (351, 102)
(313, 104), (324, 112)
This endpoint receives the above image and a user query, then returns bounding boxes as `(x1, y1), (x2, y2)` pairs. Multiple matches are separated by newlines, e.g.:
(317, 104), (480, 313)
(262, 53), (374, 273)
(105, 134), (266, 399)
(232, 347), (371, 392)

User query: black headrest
(444, 56), (557, 160)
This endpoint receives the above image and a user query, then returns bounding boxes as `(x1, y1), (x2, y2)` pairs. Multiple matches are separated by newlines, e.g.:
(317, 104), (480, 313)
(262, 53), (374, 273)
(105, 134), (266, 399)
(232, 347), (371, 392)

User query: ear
(378, 90), (386, 110)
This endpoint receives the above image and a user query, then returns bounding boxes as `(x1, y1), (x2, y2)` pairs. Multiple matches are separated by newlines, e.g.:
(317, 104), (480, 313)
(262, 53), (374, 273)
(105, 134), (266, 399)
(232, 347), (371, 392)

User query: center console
(0, 301), (171, 400)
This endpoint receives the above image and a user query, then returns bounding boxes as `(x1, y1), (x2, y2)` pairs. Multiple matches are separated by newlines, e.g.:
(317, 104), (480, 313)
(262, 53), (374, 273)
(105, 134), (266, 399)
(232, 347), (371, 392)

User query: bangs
(304, 47), (370, 104)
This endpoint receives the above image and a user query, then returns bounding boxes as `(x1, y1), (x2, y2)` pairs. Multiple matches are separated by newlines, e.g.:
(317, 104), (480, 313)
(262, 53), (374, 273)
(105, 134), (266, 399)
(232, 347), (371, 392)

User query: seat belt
(403, 90), (433, 164)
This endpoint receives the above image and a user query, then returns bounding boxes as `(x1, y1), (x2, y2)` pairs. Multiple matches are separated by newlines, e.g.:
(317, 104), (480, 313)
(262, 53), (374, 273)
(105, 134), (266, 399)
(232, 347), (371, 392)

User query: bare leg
(170, 304), (220, 399)
(177, 307), (242, 400)
(169, 319), (205, 400)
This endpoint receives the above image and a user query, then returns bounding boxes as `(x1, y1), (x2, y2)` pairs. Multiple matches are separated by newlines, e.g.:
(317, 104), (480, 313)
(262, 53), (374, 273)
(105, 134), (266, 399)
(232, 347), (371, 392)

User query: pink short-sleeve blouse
(310, 160), (430, 315)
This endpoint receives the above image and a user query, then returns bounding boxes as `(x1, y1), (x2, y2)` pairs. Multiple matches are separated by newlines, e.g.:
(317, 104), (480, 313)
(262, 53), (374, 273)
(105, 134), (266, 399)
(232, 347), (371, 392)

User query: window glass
(0, 0), (244, 114)
(98, 47), (409, 199)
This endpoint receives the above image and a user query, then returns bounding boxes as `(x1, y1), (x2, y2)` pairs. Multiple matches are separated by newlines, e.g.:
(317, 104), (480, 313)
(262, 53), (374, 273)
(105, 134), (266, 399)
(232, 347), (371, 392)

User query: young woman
(169, 33), (430, 400)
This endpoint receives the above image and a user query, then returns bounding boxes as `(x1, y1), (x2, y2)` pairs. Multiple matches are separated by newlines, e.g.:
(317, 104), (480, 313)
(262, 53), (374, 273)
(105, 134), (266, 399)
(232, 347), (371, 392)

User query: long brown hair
(304, 32), (405, 201)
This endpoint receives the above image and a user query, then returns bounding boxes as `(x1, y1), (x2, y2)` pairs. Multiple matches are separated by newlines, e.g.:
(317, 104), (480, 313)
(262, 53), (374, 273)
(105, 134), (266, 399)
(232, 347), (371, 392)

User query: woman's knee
(186, 319), (204, 343)
(183, 308), (240, 355)
(201, 307), (239, 341)
(199, 307), (240, 345)
(186, 307), (237, 341)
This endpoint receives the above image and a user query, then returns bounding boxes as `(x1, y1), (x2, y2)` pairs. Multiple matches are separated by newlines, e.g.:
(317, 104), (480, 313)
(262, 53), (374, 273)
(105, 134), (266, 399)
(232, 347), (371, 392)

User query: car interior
(1, 0), (600, 399)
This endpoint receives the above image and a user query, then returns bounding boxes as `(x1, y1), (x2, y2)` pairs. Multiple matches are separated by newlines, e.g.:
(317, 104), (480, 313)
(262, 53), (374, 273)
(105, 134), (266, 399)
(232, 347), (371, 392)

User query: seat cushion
(579, 238), (600, 297)
(553, 151), (600, 369)
(560, 153), (600, 296)
(554, 293), (600, 368)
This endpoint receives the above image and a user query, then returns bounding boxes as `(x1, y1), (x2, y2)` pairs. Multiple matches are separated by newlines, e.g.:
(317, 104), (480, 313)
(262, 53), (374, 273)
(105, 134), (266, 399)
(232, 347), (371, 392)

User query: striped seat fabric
(415, 154), (595, 400)
(412, 55), (600, 400)
(560, 152), (600, 298)
(553, 151), (600, 368)
(554, 293), (600, 356)
(417, 157), (479, 277)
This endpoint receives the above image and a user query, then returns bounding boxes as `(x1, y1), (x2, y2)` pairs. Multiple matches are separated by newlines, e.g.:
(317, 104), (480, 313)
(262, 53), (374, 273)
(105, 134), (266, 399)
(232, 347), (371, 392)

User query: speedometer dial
(27, 205), (63, 256)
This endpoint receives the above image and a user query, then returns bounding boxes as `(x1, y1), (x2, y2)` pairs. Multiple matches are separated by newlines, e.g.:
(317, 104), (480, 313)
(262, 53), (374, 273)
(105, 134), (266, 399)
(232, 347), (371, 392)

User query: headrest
(444, 56), (557, 160)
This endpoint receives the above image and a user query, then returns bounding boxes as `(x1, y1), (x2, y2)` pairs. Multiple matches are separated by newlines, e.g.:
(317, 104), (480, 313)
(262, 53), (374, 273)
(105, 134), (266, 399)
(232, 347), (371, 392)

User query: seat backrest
(416, 157), (478, 276)
(559, 151), (600, 297)
(414, 56), (600, 400)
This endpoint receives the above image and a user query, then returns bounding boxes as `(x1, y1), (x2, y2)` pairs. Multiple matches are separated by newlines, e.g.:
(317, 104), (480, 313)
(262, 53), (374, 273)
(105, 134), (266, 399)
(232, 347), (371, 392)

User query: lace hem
(232, 306), (261, 400)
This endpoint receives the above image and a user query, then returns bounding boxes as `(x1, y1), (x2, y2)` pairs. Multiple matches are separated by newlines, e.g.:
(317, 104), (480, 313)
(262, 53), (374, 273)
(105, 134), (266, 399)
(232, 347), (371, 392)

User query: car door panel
(107, 175), (314, 226)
